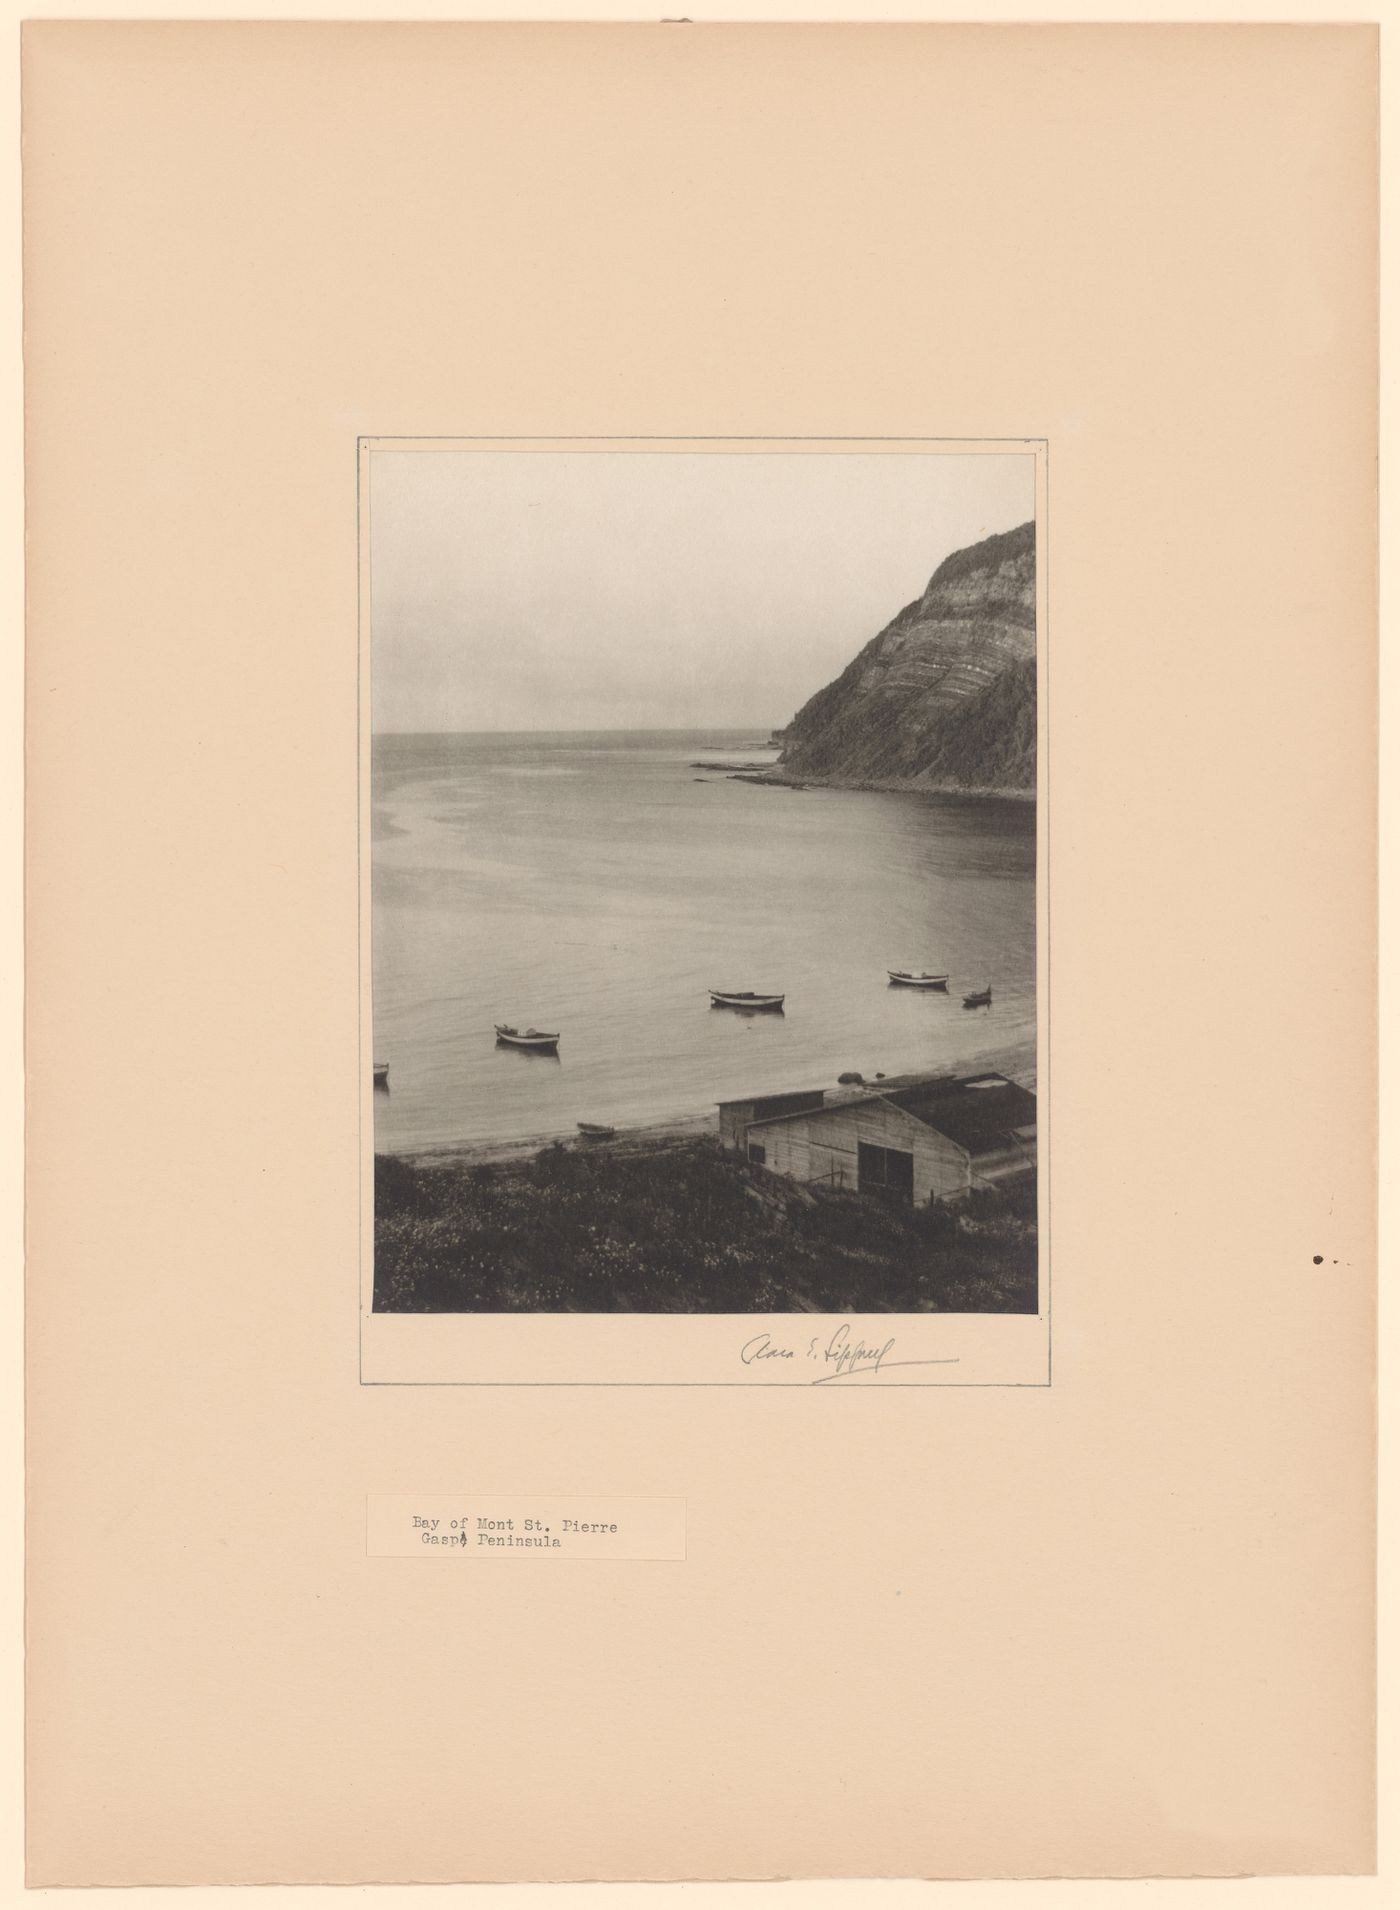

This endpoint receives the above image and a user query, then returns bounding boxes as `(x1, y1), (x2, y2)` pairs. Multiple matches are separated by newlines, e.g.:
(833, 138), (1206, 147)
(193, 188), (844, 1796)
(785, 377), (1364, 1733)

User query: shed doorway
(857, 1141), (914, 1204)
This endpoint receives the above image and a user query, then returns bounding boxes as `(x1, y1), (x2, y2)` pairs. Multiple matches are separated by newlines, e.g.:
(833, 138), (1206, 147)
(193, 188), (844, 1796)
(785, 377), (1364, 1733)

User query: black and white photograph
(366, 442), (1043, 1323)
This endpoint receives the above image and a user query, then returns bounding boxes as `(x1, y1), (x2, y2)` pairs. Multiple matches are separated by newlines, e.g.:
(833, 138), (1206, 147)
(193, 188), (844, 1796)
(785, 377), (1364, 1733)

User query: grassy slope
(374, 1137), (1038, 1315)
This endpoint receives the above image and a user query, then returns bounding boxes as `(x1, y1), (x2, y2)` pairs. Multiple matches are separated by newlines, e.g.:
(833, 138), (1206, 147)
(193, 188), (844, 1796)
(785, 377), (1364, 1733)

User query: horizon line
(370, 723), (787, 738)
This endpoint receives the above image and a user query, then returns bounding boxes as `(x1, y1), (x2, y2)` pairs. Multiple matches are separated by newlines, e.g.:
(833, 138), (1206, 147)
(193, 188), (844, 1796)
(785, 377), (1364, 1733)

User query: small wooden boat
(495, 1024), (560, 1052)
(372, 1061), (390, 1086)
(962, 987), (993, 1009)
(577, 1122), (617, 1140)
(709, 989), (785, 1011)
(888, 970), (949, 990)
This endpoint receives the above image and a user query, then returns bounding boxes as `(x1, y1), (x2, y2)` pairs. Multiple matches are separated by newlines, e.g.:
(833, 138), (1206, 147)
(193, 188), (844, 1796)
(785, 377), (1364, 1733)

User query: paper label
(367, 1494), (686, 1560)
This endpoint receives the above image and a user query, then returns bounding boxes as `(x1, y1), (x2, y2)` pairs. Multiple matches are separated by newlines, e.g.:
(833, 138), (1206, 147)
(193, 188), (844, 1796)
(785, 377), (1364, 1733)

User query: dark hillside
(779, 519), (1036, 795)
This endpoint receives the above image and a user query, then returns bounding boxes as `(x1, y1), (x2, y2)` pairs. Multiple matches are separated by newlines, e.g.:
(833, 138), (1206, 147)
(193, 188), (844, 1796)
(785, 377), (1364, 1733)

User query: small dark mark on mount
(1313, 1255), (1324, 1264)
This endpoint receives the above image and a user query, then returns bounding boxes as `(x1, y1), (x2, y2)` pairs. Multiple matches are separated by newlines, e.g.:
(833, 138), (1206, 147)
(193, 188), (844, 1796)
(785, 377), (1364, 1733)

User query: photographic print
(361, 439), (1047, 1384)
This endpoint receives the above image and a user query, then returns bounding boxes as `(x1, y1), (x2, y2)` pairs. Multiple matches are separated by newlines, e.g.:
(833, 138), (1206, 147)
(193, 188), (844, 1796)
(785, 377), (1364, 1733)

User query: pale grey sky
(369, 450), (1035, 733)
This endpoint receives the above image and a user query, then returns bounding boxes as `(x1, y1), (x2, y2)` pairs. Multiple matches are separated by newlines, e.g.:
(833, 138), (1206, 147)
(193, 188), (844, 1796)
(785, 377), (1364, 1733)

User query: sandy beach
(386, 1033), (1036, 1169)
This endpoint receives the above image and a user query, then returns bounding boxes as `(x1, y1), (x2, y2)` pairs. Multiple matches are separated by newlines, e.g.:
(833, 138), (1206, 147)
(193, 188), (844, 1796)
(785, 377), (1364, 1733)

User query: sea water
(371, 730), (1035, 1152)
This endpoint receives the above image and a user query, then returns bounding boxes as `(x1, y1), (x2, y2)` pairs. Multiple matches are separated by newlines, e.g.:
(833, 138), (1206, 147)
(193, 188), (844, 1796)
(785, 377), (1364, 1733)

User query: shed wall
(751, 1099), (971, 1202)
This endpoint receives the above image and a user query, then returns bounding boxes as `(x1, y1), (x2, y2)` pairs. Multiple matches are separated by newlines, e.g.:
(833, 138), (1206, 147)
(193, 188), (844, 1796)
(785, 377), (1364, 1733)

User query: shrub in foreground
(374, 1141), (1037, 1315)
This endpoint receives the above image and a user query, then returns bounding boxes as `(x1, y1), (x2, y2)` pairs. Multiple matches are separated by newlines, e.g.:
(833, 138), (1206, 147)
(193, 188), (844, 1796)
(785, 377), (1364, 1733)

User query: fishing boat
(888, 970), (949, 990)
(372, 1061), (390, 1086)
(962, 987), (993, 1009)
(577, 1122), (617, 1140)
(495, 1024), (560, 1052)
(709, 989), (785, 1011)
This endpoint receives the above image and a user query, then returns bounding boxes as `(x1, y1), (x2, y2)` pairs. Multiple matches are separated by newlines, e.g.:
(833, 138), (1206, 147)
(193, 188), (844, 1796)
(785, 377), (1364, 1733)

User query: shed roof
(738, 1068), (1037, 1157)
(716, 1086), (826, 1110)
(880, 1073), (1037, 1156)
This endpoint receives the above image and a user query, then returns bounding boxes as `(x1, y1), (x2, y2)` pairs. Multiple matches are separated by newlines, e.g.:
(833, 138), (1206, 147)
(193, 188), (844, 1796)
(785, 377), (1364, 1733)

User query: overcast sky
(369, 450), (1035, 734)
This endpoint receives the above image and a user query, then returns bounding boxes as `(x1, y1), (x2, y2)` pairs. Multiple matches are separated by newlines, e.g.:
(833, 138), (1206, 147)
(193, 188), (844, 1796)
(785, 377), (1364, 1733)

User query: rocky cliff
(778, 520), (1036, 796)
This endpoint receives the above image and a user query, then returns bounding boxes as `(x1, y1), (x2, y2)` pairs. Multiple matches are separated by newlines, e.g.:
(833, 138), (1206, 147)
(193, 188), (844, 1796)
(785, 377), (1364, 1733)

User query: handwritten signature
(740, 1323), (960, 1384)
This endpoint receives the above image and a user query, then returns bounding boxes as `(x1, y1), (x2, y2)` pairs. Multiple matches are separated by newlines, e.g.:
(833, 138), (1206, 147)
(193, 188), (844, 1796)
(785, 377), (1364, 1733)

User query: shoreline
(380, 1035), (1036, 1170)
(689, 760), (1035, 801)
(730, 769), (1036, 802)
(381, 1110), (717, 1171)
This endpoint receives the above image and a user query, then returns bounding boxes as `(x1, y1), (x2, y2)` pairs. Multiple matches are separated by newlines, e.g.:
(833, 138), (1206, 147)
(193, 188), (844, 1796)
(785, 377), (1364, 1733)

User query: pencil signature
(739, 1324), (960, 1383)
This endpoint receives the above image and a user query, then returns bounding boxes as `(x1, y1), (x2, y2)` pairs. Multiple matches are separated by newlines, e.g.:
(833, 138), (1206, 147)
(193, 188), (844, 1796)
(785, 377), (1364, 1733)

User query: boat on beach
(962, 987), (993, 1009)
(709, 989), (785, 1011)
(577, 1122), (617, 1140)
(888, 970), (949, 990)
(495, 1024), (561, 1052)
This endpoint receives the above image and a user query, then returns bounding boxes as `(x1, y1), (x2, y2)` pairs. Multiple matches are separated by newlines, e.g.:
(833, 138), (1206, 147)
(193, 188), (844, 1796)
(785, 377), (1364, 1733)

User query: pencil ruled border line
(357, 434), (1051, 1389)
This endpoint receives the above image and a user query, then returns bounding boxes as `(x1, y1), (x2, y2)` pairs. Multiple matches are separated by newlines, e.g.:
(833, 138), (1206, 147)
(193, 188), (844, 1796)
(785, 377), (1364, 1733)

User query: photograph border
(357, 434), (1050, 1387)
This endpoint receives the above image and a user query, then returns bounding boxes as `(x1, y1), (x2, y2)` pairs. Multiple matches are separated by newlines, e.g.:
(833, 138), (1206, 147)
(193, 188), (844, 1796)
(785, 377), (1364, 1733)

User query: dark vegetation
(924, 518), (1036, 590)
(374, 1138), (1038, 1314)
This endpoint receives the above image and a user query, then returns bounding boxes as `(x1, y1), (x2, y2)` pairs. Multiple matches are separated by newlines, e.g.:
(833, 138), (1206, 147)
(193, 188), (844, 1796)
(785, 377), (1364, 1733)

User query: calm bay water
(371, 731), (1036, 1153)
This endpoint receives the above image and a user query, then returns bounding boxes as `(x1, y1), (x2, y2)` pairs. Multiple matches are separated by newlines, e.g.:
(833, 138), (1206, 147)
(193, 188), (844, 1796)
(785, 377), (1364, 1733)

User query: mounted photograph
(360, 438), (1047, 1381)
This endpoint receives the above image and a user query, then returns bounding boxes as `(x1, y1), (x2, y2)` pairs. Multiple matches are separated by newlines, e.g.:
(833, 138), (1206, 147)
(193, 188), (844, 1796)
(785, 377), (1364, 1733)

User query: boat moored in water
(962, 987), (993, 1009)
(709, 989), (785, 1012)
(888, 970), (949, 989)
(495, 1024), (561, 1052)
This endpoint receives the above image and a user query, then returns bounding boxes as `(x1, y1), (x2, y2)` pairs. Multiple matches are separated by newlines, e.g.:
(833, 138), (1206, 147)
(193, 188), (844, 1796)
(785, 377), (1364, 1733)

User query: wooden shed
(717, 1070), (1036, 1205)
(717, 1087), (826, 1155)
